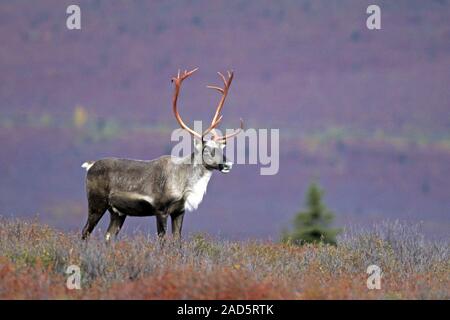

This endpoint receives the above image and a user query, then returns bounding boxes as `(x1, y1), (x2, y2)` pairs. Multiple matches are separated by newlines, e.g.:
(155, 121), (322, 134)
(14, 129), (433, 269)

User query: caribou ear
(194, 138), (203, 152)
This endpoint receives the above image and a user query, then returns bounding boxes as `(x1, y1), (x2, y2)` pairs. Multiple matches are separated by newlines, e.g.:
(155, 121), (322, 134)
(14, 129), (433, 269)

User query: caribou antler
(172, 68), (222, 140)
(206, 71), (243, 141)
(171, 68), (242, 141)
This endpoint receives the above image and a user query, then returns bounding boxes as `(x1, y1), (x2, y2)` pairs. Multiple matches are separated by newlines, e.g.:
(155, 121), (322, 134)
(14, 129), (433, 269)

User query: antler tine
(213, 118), (244, 141)
(217, 72), (227, 86)
(172, 67), (199, 83)
(206, 85), (225, 94)
(172, 67), (202, 140)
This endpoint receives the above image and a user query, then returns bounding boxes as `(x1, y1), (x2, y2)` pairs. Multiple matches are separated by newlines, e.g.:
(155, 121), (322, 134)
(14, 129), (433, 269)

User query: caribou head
(171, 68), (243, 173)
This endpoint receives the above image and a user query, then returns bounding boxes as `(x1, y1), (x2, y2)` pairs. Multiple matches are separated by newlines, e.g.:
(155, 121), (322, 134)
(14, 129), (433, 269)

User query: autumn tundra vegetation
(0, 217), (448, 299)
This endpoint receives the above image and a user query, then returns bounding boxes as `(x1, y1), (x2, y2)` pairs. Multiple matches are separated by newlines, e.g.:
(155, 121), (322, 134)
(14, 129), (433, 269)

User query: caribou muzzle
(219, 161), (233, 173)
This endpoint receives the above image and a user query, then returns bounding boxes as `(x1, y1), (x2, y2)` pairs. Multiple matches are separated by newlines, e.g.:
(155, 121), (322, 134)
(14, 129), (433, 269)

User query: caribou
(81, 68), (243, 241)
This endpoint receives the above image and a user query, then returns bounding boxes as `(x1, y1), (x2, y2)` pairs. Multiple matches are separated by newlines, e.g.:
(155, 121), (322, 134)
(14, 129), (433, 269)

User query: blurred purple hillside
(0, 1), (449, 238)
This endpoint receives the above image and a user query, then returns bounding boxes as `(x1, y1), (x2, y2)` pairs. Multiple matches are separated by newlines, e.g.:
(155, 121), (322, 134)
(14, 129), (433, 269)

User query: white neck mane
(184, 171), (212, 212)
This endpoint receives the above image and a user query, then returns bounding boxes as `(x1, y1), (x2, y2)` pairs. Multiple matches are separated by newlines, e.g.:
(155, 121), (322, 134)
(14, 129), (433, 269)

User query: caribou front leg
(156, 214), (168, 239)
(171, 210), (185, 240)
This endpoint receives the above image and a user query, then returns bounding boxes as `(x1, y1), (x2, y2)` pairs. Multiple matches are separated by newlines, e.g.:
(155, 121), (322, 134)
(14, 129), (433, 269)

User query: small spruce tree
(282, 182), (341, 245)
